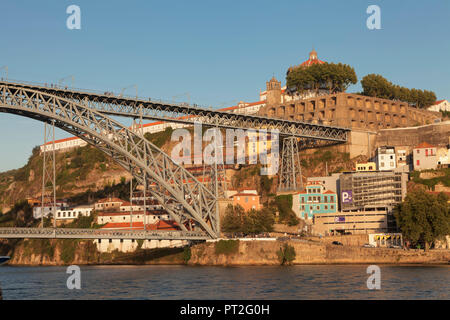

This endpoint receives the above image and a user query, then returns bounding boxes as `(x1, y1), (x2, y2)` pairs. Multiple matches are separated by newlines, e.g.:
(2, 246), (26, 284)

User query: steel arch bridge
(0, 84), (219, 240)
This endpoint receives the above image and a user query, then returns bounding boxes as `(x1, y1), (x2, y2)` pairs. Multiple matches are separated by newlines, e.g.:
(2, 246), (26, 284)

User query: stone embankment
(188, 239), (450, 266)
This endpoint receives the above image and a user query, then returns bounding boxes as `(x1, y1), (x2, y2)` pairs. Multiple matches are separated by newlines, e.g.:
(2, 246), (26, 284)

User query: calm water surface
(0, 265), (449, 300)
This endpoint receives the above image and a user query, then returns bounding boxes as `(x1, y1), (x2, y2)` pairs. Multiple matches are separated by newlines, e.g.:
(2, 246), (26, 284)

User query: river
(0, 265), (449, 300)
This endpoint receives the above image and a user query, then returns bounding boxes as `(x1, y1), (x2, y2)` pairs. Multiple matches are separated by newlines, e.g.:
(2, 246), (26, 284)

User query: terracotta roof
(96, 198), (125, 204)
(415, 142), (436, 149)
(300, 58), (326, 67)
(434, 100), (446, 105)
(323, 190), (336, 194)
(232, 192), (259, 197)
(43, 136), (84, 146)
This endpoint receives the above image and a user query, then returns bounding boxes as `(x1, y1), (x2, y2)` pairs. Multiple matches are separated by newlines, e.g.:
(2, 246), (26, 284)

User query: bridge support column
(41, 120), (57, 228)
(277, 136), (303, 193)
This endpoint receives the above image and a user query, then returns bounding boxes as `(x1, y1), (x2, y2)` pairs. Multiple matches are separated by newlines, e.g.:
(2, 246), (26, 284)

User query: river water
(0, 265), (448, 300)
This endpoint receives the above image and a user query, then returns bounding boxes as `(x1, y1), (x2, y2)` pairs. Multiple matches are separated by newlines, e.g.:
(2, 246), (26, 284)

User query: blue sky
(0, 0), (449, 171)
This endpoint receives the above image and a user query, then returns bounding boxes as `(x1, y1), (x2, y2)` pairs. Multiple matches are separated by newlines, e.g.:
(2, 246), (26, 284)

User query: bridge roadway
(0, 228), (209, 240)
(0, 79), (350, 142)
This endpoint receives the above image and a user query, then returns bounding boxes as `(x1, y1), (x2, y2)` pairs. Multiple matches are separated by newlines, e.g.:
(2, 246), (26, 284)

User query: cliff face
(189, 240), (450, 266)
(4, 239), (185, 266)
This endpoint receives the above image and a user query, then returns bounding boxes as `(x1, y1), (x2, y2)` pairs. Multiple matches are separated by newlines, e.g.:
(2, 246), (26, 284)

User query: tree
(394, 189), (449, 250)
(277, 243), (296, 265)
(361, 74), (437, 108)
(221, 204), (275, 234)
(286, 63), (357, 95)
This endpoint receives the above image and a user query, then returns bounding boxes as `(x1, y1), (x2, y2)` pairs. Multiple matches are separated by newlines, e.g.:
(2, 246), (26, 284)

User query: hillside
(0, 128), (366, 212)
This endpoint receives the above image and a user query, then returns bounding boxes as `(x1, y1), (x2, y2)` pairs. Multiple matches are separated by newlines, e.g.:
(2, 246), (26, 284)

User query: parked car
(363, 243), (375, 248)
(388, 244), (402, 249)
(332, 241), (343, 246)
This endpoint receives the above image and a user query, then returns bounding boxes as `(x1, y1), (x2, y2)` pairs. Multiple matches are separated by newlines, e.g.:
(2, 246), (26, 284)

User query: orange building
(231, 192), (262, 211)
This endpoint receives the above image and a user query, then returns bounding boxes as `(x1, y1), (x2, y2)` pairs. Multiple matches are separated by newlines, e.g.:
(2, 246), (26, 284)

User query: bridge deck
(0, 228), (210, 240)
(0, 80), (350, 141)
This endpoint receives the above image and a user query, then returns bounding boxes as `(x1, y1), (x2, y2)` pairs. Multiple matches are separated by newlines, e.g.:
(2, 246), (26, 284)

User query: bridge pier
(277, 137), (303, 193)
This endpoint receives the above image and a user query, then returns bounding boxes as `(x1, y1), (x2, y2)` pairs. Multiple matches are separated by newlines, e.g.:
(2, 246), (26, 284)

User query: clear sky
(0, 0), (449, 172)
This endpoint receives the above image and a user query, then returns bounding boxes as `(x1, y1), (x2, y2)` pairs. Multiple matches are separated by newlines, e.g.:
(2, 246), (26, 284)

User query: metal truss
(0, 84), (219, 239)
(0, 227), (209, 240)
(0, 80), (350, 142)
(40, 121), (57, 228)
(278, 137), (303, 192)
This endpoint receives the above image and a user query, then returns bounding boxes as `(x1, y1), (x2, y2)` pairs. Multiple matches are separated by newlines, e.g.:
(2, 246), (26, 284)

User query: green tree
(277, 243), (296, 265)
(221, 204), (275, 234)
(394, 189), (449, 250)
(361, 74), (436, 108)
(287, 63), (357, 95)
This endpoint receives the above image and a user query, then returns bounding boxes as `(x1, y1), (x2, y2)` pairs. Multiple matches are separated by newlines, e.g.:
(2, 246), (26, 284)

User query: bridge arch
(0, 84), (219, 238)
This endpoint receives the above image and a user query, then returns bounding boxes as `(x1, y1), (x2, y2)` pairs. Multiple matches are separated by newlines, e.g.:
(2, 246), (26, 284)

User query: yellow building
(355, 162), (376, 172)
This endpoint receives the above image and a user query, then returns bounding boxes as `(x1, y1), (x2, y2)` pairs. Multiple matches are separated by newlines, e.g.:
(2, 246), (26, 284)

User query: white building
(376, 146), (397, 171)
(427, 99), (450, 112)
(97, 211), (170, 225)
(93, 220), (187, 253)
(33, 201), (69, 219)
(40, 137), (87, 153)
(55, 205), (93, 220)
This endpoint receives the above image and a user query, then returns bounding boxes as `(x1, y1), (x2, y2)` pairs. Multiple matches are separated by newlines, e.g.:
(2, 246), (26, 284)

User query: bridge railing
(0, 227), (209, 240)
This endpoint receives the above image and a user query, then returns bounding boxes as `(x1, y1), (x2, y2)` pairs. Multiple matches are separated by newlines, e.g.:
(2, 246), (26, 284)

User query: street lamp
(0, 66), (8, 80)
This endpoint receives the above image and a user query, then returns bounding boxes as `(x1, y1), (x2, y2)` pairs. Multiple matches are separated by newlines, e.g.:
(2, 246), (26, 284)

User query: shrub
(215, 240), (239, 255)
(277, 243), (296, 265)
(182, 246), (191, 264)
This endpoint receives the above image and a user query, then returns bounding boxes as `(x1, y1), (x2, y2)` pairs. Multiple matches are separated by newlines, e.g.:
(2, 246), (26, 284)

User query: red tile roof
(434, 100), (445, 105)
(323, 190), (336, 194)
(415, 142), (436, 149)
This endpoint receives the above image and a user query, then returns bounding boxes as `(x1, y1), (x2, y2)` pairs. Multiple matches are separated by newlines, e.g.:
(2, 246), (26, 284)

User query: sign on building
(342, 190), (353, 203)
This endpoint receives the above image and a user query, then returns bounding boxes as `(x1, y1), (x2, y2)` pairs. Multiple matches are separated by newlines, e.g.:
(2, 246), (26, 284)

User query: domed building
(300, 48), (326, 67)
(260, 49), (329, 105)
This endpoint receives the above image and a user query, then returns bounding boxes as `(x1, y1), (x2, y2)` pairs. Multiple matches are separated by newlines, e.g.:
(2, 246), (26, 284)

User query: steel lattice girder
(0, 81), (350, 142)
(0, 84), (219, 239)
(0, 227), (210, 240)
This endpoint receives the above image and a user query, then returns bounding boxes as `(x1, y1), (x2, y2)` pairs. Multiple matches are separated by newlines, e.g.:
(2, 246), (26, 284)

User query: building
(55, 205), (93, 221)
(413, 142), (437, 171)
(313, 208), (393, 235)
(94, 220), (187, 253)
(32, 200), (69, 219)
(437, 147), (450, 167)
(375, 146), (396, 171)
(306, 174), (340, 193)
(396, 149), (408, 168)
(94, 197), (126, 212)
(292, 181), (338, 220)
(427, 99), (450, 112)
(339, 171), (408, 212)
(258, 92), (440, 129)
(356, 162), (376, 172)
(231, 191), (262, 211)
(368, 233), (403, 247)
(97, 210), (170, 225)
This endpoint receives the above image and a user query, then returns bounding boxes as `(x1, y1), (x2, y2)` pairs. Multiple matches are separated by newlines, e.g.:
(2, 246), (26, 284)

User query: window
(425, 149), (428, 156)
(324, 196), (328, 203)
(316, 206), (320, 210)
(417, 149), (420, 154)
(381, 162), (385, 167)
(325, 205), (328, 210)
(330, 196), (334, 202)
(390, 155), (393, 159)
(390, 162), (394, 167)
(245, 197), (249, 203)
(331, 205), (334, 210)
(109, 239), (112, 243)
(301, 197), (305, 203)
(416, 160), (420, 166)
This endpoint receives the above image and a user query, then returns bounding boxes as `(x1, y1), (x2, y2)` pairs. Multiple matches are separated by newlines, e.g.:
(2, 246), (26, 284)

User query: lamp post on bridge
(0, 66), (8, 81)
